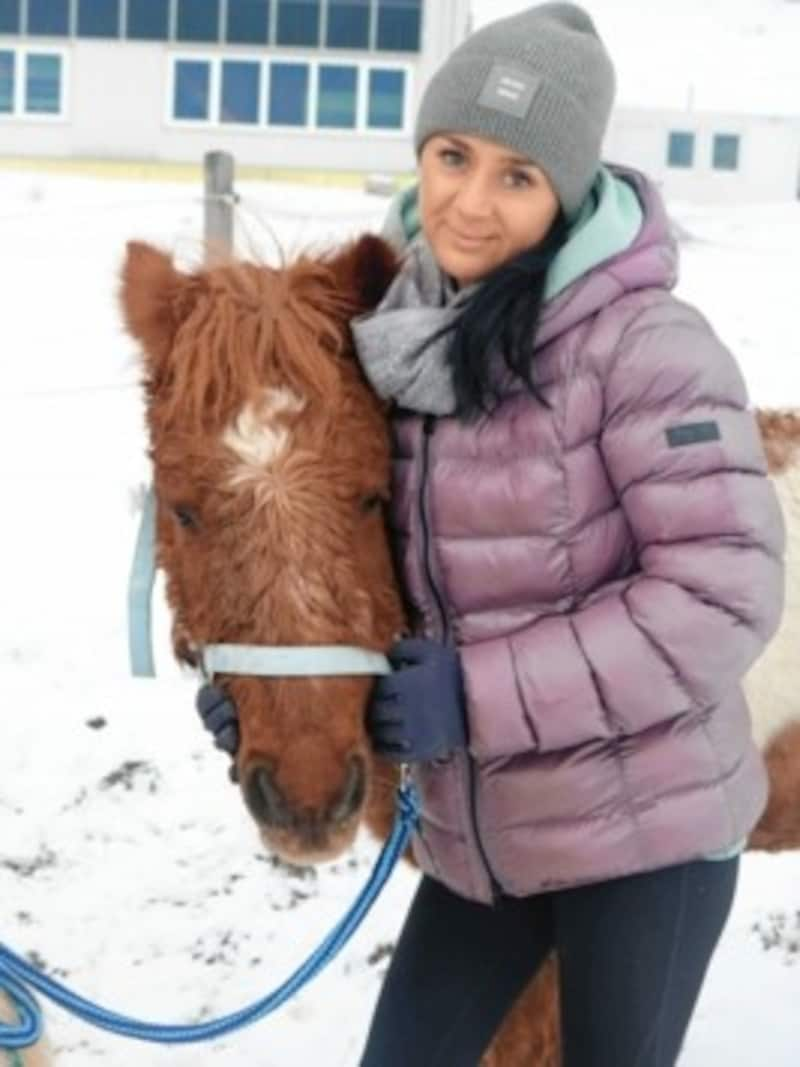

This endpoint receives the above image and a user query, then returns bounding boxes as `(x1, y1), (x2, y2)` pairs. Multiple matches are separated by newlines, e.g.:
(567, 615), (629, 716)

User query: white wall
(606, 107), (800, 203)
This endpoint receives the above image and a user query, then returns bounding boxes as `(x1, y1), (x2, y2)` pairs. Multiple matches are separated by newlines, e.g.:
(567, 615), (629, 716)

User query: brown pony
(120, 236), (800, 1067)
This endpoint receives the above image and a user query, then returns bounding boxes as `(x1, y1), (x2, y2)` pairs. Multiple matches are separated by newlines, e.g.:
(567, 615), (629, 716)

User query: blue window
(77, 0), (120, 38)
(318, 65), (357, 128)
(326, 0), (370, 48)
(176, 0), (220, 42)
(28, 0), (70, 36)
(276, 0), (320, 46)
(173, 60), (211, 121)
(667, 131), (694, 168)
(269, 61), (309, 126)
(0, 0), (21, 35)
(221, 60), (260, 124)
(376, 0), (421, 52)
(368, 68), (404, 129)
(713, 133), (740, 171)
(226, 0), (270, 44)
(26, 53), (61, 112)
(127, 0), (169, 40)
(0, 50), (14, 112)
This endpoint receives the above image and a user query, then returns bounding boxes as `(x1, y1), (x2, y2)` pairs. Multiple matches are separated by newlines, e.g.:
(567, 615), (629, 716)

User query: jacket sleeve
(460, 301), (786, 762)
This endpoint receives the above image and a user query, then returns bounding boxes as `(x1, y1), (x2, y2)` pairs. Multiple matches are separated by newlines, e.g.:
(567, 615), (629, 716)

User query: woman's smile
(446, 224), (495, 250)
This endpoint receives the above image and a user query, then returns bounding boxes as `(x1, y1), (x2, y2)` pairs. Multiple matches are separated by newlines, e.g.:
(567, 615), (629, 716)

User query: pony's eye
(173, 505), (200, 531)
(360, 493), (385, 516)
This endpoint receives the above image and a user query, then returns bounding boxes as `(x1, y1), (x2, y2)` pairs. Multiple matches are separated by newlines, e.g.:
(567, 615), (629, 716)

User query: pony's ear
(119, 241), (189, 366)
(326, 234), (399, 314)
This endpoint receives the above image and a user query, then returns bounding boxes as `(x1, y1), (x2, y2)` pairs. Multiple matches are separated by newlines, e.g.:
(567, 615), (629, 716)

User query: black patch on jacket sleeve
(665, 421), (721, 447)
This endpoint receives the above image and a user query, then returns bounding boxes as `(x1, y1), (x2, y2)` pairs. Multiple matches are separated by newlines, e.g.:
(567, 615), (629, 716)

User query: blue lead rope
(0, 782), (419, 1050)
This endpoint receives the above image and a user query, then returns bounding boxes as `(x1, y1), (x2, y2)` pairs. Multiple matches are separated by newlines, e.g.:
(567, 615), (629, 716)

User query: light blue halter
(127, 485), (392, 680)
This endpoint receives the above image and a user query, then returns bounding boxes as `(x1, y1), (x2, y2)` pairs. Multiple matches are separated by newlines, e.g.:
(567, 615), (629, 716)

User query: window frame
(224, 0), (271, 45)
(325, 0), (371, 50)
(26, 0), (72, 37)
(0, 47), (17, 113)
(316, 59), (359, 129)
(0, 0), (23, 36)
(266, 58), (313, 128)
(0, 45), (69, 120)
(167, 53), (216, 125)
(712, 132), (741, 172)
(374, 0), (423, 53)
(175, 0), (222, 44)
(167, 52), (412, 136)
(365, 63), (407, 130)
(219, 54), (265, 127)
(125, 0), (171, 41)
(76, 0), (122, 39)
(275, 0), (322, 48)
(666, 129), (696, 169)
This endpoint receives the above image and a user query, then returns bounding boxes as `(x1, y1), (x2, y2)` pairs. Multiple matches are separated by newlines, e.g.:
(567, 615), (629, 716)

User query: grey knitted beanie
(414, 3), (616, 217)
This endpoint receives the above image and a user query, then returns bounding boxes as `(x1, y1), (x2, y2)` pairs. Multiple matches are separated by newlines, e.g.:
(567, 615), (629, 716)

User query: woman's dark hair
(423, 212), (570, 420)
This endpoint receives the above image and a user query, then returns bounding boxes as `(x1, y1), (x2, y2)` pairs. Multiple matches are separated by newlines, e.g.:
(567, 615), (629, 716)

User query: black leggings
(359, 857), (739, 1067)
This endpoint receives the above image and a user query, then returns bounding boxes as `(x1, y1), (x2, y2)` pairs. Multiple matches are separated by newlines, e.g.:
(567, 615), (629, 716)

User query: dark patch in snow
(98, 759), (161, 793)
(366, 942), (394, 967)
(86, 716), (107, 730)
(191, 929), (240, 966)
(1, 844), (57, 877)
(22, 947), (67, 979)
(752, 910), (800, 964)
(256, 852), (317, 881)
(61, 786), (88, 812)
(267, 887), (312, 911)
(206, 872), (246, 899)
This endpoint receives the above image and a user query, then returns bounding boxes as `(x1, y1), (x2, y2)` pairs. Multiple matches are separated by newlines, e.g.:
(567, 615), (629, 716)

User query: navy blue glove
(196, 683), (240, 781)
(367, 638), (468, 763)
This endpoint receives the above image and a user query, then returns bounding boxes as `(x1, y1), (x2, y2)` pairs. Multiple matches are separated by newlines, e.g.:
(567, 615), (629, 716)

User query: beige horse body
(118, 238), (800, 1067)
(745, 414), (800, 852)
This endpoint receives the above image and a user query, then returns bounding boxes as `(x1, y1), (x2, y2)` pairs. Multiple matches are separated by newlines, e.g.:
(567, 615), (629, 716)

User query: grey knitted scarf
(351, 236), (477, 416)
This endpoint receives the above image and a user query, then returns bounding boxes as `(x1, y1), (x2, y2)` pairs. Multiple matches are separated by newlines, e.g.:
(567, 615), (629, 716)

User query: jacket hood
(535, 164), (679, 348)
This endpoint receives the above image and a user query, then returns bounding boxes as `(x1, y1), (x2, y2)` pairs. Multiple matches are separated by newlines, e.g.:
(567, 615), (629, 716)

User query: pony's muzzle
(243, 755), (367, 832)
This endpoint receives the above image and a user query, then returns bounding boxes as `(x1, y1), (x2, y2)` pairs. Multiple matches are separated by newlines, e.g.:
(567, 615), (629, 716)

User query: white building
(0, 0), (470, 172)
(2, 0), (798, 203)
(605, 105), (800, 205)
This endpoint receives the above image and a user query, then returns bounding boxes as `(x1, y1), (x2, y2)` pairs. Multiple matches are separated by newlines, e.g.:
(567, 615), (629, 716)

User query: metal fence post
(204, 151), (236, 263)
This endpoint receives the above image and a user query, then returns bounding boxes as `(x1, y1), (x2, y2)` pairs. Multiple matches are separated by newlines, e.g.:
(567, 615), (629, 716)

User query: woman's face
(419, 133), (561, 287)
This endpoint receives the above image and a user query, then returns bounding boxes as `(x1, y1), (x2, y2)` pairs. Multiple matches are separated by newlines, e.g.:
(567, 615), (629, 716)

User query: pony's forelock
(151, 257), (357, 431)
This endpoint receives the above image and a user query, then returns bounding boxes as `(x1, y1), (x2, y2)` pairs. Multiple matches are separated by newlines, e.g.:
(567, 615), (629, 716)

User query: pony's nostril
(245, 765), (292, 829)
(329, 755), (366, 825)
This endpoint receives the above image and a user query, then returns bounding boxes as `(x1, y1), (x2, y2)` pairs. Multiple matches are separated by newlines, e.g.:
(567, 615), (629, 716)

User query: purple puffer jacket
(391, 170), (786, 902)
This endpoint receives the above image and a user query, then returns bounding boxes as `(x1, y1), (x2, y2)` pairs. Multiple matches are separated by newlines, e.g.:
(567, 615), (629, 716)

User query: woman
(198, 4), (785, 1064)
(349, 3), (785, 1065)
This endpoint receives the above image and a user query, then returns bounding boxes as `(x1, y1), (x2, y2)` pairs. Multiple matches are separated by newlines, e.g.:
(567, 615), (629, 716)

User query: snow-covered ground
(0, 168), (798, 1066)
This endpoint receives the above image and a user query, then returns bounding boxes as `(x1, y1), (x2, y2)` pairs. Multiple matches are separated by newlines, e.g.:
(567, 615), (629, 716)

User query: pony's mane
(757, 409), (800, 475)
(153, 255), (359, 430)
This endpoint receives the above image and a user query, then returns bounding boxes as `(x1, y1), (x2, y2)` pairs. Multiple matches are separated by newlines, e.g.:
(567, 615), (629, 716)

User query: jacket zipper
(419, 415), (501, 901)
(420, 415), (449, 641)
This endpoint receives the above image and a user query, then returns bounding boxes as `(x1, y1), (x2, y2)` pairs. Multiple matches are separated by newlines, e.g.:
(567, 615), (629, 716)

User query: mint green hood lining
(544, 166), (643, 301)
(387, 165), (644, 305)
